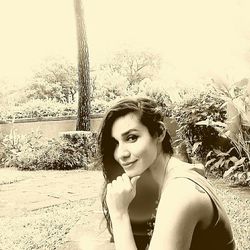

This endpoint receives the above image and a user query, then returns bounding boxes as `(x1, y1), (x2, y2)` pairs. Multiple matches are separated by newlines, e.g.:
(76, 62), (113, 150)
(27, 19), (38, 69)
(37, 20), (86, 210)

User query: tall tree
(74, 0), (91, 130)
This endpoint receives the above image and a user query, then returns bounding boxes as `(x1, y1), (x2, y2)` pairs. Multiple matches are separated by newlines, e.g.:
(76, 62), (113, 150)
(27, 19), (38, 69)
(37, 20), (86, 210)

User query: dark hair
(98, 97), (173, 238)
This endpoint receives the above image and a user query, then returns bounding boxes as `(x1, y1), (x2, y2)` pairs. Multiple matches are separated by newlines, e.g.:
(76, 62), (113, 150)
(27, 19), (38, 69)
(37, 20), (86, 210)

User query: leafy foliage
(99, 49), (161, 89)
(1, 51), (250, 186)
(26, 57), (78, 103)
(91, 69), (128, 102)
(1, 130), (99, 171)
(59, 131), (99, 166)
(1, 50), (165, 120)
(140, 81), (172, 107)
(205, 148), (250, 186)
(0, 99), (77, 121)
(168, 90), (227, 163)
(0, 133), (6, 167)
(202, 78), (250, 185)
(91, 49), (162, 104)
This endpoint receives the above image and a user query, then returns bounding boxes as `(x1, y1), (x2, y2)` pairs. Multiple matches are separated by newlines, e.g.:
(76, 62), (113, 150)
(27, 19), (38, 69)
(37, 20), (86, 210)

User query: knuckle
(117, 176), (122, 181)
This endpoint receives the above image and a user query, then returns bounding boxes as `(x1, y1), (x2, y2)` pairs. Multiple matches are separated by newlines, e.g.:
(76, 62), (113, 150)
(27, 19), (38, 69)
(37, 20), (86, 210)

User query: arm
(110, 212), (137, 250)
(149, 178), (213, 250)
(106, 174), (140, 250)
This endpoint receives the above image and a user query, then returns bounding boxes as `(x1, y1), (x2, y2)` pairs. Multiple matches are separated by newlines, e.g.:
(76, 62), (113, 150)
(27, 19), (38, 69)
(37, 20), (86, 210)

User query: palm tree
(74, 0), (91, 131)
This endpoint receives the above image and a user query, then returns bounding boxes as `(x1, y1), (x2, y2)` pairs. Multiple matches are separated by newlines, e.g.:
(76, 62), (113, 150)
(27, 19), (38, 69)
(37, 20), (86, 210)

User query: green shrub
(0, 98), (110, 122)
(1, 130), (99, 171)
(0, 133), (6, 167)
(91, 99), (110, 114)
(59, 130), (100, 167)
(205, 148), (250, 186)
(200, 79), (250, 185)
(168, 90), (227, 163)
(0, 99), (77, 121)
(2, 130), (43, 169)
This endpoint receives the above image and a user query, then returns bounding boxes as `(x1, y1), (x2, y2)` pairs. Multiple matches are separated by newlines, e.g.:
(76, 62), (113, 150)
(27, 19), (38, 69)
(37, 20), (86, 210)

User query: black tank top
(130, 157), (236, 250)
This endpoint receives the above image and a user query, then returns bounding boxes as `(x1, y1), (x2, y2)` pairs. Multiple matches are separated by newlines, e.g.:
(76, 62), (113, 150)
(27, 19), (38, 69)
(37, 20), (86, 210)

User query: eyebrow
(121, 129), (139, 137)
(111, 128), (140, 140)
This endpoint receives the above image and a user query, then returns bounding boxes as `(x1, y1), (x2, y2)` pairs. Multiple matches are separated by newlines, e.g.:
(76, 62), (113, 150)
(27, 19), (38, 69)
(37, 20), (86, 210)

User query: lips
(121, 160), (137, 169)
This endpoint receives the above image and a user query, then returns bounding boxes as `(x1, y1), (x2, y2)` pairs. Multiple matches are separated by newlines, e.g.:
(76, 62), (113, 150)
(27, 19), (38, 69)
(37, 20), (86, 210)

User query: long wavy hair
(98, 97), (173, 239)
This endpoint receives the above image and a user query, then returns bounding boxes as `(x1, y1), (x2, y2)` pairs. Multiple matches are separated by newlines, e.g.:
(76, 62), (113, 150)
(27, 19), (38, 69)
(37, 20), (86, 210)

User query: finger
(114, 176), (123, 192)
(116, 176), (123, 183)
(110, 179), (118, 194)
(131, 176), (140, 188)
(111, 179), (117, 187)
(110, 177), (122, 194)
(115, 176), (123, 187)
(122, 173), (133, 190)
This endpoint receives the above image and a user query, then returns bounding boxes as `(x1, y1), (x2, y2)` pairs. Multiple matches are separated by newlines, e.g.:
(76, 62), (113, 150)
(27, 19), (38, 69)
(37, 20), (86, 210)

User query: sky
(0, 0), (250, 88)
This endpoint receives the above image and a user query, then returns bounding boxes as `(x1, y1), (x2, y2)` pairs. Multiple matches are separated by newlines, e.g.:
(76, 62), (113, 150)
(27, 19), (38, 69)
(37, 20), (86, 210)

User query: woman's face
(111, 112), (160, 177)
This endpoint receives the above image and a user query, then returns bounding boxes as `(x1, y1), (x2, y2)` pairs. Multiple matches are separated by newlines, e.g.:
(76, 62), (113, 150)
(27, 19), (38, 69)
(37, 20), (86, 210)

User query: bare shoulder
(160, 178), (214, 228)
(161, 178), (206, 208)
(170, 156), (206, 176)
(150, 178), (214, 249)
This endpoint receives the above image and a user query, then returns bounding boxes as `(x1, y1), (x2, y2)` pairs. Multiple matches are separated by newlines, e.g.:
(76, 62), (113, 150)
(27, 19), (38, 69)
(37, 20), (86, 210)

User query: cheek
(135, 138), (158, 159)
(142, 145), (158, 161)
(113, 146), (118, 161)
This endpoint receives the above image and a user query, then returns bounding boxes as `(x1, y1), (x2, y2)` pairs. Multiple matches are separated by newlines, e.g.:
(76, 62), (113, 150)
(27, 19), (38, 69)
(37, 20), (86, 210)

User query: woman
(98, 97), (236, 250)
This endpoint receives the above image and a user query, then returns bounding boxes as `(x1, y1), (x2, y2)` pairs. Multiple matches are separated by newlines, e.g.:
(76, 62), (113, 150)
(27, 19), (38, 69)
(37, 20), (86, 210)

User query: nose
(114, 143), (130, 161)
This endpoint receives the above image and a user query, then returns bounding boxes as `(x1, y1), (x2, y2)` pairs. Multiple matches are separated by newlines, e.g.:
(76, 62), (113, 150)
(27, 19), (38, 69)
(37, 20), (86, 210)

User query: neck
(145, 152), (170, 187)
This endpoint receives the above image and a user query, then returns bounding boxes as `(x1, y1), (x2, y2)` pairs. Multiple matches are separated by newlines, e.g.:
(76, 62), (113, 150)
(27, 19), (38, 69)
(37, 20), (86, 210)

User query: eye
(126, 134), (138, 142)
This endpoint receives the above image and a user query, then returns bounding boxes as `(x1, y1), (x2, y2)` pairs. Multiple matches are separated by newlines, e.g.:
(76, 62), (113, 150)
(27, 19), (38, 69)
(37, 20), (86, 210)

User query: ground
(0, 168), (249, 250)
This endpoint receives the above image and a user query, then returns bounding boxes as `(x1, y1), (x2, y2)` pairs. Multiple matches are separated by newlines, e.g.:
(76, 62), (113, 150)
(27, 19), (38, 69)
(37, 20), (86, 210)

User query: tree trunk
(74, 0), (91, 131)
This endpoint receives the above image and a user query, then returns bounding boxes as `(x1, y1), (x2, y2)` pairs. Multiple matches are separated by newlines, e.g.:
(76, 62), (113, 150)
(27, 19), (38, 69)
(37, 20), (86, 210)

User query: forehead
(111, 112), (145, 138)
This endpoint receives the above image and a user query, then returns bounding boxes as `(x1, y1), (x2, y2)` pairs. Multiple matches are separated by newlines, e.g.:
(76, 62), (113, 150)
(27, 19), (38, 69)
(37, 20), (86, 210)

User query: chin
(125, 169), (142, 178)
(125, 171), (135, 178)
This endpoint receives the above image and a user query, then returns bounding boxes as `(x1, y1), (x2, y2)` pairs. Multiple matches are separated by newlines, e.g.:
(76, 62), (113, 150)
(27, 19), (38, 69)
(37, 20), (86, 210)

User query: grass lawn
(0, 169), (249, 250)
(209, 177), (250, 250)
